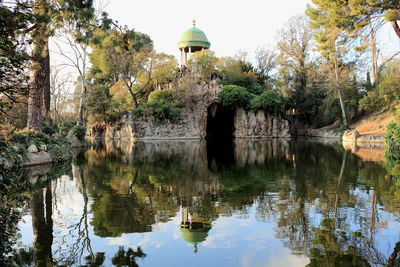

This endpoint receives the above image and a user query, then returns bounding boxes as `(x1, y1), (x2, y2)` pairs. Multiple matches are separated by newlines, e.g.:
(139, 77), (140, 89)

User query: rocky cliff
(87, 80), (291, 140)
(233, 109), (290, 138)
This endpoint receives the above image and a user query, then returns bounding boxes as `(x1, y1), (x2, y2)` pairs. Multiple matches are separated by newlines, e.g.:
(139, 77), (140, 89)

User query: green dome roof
(178, 26), (210, 50)
(180, 227), (210, 244)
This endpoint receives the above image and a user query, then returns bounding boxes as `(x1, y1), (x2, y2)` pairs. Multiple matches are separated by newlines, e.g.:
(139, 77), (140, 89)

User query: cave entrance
(206, 103), (235, 139)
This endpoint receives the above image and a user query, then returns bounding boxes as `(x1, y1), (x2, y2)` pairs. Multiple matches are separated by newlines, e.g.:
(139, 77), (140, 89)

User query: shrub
(187, 50), (217, 79)
(359, 90), (384, 112)
(134, 89), (182, 123)
(140, 102), (181, 123)
(219, 85), (253, 109)
(247, 83), (263, 95)
(47, 135), (73, 163)
(0, 135), (24, 176)
(42, 117), (57, 135)
(148, 89), (175, 103)
(250, 90), (286, 116)
(132, 106), (143, 118)
(58, 121), (75, 136)
(10, 129), (49, 149)
(10, 129), (72, 163)
(71, 125), (86, 141)
(385, 120), (400, 177)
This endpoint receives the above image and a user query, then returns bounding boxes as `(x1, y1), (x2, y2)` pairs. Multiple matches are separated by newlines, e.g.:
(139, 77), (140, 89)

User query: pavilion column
(188, 46), (192, 61)
(181, 48), (185, 66)
(184, 49), (187, 65)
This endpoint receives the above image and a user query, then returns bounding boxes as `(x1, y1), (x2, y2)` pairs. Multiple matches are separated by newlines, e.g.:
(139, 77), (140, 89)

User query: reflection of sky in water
(16, 181), (400, 266)
(13, 140), (400, 266)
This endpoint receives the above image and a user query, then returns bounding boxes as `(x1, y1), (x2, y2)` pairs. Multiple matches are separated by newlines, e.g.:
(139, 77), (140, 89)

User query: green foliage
(112, 246), (146, 267)
(359, 90), (384, 112)
(71, 125), (87, 141)
(360, 60), (400, 112)
(219, 85), (253, 109)
(10, 129), (50, 148)
(187, 50), (217, 79)
(135, 102), (181, 123)
(217, 57), (262, 91)
(377, 69), (400, 105)
(47, 135), (73, 163)
(58, 121), (75, 134)
(41, 117), (57, 135)
(0, 135), (24, 182)
(147, 89), (174, 103)
(133, 89), (181, 123)
(250, 90), (286, 116)
(385, 120), (400, 177)
(0, 2), (35, 119)
(86, 84), (117, 124)
(10, 129), (72, 163)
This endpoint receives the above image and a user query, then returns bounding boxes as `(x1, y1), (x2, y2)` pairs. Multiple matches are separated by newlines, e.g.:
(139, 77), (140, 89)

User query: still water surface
(12, 139), (400, 266)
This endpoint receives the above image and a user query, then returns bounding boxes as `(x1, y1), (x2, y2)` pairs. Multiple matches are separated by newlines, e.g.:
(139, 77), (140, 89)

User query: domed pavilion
(178, 20), (211, 67)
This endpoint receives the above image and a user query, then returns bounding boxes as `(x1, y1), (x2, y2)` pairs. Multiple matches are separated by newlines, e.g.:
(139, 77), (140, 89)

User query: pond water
(8, 139), (400, 266)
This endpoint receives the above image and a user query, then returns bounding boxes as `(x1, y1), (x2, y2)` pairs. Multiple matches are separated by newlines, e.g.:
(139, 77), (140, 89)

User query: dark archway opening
(206, 103), (235, 171)
(206, 103), (235, 139)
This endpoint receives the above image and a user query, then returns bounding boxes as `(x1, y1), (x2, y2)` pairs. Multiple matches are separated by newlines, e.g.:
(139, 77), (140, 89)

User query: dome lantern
(178, 20), (211, 66)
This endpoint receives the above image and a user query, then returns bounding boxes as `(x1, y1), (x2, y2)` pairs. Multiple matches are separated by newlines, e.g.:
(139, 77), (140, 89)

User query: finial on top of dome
(192, 19), (196, 27)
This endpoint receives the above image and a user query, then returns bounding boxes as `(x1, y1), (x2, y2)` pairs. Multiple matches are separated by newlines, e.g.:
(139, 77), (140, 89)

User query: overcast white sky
(50, 0), (399, 89)
(104, 0), (313, 60)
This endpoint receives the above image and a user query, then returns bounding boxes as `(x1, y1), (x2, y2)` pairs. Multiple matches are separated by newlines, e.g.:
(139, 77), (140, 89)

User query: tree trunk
(333, 58), (348, 127)
(27, 0), (49, 130)
(337, 87), (348, 127)
(77, 50), (88, 126)
(53, 97), (59, 124)
(43, 52), (51, 117)
(132, 94), (138, 108)
(27, 40), (48, 130)
(391, 20), (400, 39)
(77, 73), (87, 126)
(370, 24), (378, 83)
(31, 186), (53, 266)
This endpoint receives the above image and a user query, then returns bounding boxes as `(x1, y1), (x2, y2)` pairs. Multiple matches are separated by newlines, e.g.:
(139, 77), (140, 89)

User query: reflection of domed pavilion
(180, 206), (212, 253)
(178, 20), (211, 67)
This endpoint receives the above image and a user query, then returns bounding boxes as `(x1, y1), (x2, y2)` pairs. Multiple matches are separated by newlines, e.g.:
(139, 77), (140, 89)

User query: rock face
(305, 128), (343, 139)
(27, 144), (38, 153)
(24, 151), (53, 167)
(67, 131), (87, 148)
(87, 80), (292, 140)
(342, 130), (384, 143)
(233, 109), (290, 138)
(88, 80), (224, 140)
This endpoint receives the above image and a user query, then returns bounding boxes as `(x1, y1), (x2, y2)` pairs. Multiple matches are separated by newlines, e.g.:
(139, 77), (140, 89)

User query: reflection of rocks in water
(21, 164), (72, 186)
(132, 140), (208, 171)
(206, 138), (234, 171)
(234, 139), (290, 167)
(342, 141), (385, 162)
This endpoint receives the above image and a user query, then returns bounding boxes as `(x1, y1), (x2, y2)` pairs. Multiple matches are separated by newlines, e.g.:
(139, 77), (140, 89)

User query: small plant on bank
(58, 121), (75, 136)
(71, 125), (86, 141)
(42, 117), (58, 135)
(10, 129), (73, 164)
(47, 135), (73, 163)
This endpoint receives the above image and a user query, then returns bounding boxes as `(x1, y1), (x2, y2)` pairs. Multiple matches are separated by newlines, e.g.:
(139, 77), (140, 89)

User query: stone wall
(88, 80), (223, 140)
(233, 109), (290, 138)
(87, 80), (292, 140)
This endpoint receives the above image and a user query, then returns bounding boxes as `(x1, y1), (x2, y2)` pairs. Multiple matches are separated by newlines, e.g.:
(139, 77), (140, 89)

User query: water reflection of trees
(86, 139), (400, 265)
(7, 138), (400, 266)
